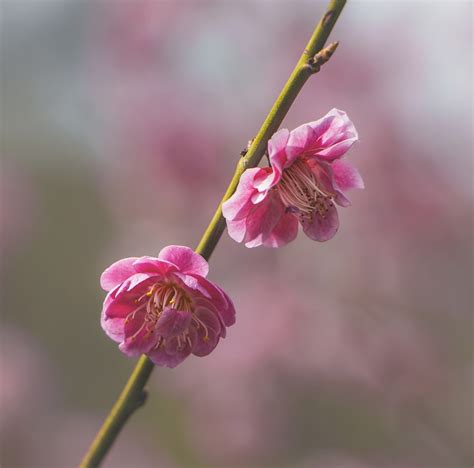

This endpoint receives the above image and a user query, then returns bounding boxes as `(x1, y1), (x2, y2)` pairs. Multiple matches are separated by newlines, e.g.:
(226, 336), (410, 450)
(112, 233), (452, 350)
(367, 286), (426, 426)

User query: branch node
(240, 138), (255, 158)
(137, 389), (148, 408)
(305, 41), (339, 74)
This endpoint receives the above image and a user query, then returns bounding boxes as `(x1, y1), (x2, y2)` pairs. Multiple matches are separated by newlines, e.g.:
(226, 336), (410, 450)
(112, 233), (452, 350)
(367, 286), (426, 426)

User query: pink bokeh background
(1, 1), (472, 467)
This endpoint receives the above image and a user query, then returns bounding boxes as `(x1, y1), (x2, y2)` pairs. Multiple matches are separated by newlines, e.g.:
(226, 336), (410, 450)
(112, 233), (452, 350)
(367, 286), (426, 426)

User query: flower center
(276, 159), (333, 220)
(142, 282), (193, 321)
(126, 282), (211, 351)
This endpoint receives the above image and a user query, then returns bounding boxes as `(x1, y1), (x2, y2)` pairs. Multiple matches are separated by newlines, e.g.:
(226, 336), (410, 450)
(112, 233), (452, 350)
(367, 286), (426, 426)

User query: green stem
(79, 1), (346, 466)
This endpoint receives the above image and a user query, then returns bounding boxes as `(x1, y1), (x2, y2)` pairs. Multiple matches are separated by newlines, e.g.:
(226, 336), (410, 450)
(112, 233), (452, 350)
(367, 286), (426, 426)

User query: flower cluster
(101, 110), (362, 366)
(222, 109), (363, 247)
(101, 246), (235, 368)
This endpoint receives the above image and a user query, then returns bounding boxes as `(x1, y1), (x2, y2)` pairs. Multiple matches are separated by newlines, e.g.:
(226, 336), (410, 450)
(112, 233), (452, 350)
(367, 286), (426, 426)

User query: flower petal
(301, 203), (339, 242)
(306, 108), (358, 161)
(307, 159), (336, 195)
(226, 192), (282, 247)
(101, 313), (125, 343)
(226, 217), (247, 243)
(100, 257), (138, 291)
(266, 128), (290, 186)
(116, 272), (156, 296)
(267, 128), (290, 161)
(332, 158), (365, 192)
(148, 344), (192, 368)
(158, 245), (209, 277)
(263, 210), (299, 247)
(192, 307), (221, 356)
(155, 308), (192, 338)
(133, 256), (177, 276)
(119, 309), (159, 356)
(243, 193), (284, 247)
(316, 137), (358, 160)
(222, 167), (263, 221)
(192, 327), (219, 357)
(188, 275), (236, 327)
(103, 276), (155, 320)
(286, 124), (313, 164)
(334, 191), (352, 208)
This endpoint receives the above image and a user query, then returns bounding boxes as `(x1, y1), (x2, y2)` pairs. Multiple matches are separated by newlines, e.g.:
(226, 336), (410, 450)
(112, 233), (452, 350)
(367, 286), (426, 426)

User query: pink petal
(334, 191), (352, 208)
(308, 109), (355, 140)
(226, 217), (247, 243)
(266, 128), (290, 185)
(243, 234), (265, 248)
(267, 128), (290, 160)
(148, 344), (192, 368)
(263, 210), (299, 247)
(101, 313), (125, 343)
(307, 159), (336, 195)
(306, 111), (338, 137)
(158, 245), (209, 277)
(116, 272), (156, 295)
(243, 193), (284, 247)
(301, 203), (339, 242)
(286, 124), (313, 164)
(192, 307), (221, 356)
(103, 276), (156, 319)
(317, 109), (358, 146)
(192, 327), (219, 357)
(222, 167), (263, 221)
(226, 192), (280, 247)
(133, 256), (177, 276)
(195, 306), (222, 333)
(155, 308), (192, 338)
(332, 159), (365, 192)
(194, 297), (227, 338)
(100, 257), (138, 291)
(163, 334), (194, 357)
(257, 160), (283, 192)
(119, 309), (159, 356)
(173, 272), (200, 293)
(306, 108), (358, 161)
(103, 291), (139, 320)
(189, 275), (236, 327)
(103, 297), (137, 321)
(316, 137), (358, 161)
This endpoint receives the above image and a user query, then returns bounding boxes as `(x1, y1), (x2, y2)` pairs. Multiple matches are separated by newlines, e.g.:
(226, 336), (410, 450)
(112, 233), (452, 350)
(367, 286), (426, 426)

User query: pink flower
(100, 245), (235, 368)
(222, 109), (364, 247)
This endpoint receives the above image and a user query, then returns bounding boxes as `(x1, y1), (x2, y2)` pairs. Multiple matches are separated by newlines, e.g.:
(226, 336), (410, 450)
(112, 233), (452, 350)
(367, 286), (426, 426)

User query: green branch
(79, 1), (346, 466)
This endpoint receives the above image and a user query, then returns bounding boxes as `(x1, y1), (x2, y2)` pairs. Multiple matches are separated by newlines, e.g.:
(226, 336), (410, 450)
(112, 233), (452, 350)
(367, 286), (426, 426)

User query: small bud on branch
(304, 41), (339, 74)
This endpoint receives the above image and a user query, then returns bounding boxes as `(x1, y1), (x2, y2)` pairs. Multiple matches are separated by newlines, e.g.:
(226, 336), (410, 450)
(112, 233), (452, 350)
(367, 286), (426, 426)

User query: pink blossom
(222, 109), (363, 247)
(100, 245), (235, 368)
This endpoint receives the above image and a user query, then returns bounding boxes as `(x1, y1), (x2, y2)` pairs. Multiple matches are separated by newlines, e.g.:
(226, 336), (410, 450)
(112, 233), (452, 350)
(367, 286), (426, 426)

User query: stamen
(277, 159), (333, 220)
(192, 316), (210, 341)
(129, 320), (148, 341)
(152, 336), (163, 350)
(125, 303), (147, 324)
(177, 335), (183, 351)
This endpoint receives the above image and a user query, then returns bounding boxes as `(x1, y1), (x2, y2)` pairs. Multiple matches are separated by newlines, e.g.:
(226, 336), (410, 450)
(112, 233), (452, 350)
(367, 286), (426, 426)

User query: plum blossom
(100, 245), (235, 368)
(222, 109), (363, 247)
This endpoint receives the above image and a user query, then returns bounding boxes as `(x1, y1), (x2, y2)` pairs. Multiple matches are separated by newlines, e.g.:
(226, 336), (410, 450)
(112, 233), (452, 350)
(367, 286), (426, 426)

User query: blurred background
(1, 1), (472, 467)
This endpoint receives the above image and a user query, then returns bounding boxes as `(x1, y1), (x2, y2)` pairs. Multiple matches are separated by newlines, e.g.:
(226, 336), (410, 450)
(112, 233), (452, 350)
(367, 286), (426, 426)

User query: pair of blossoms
(101, 109), (364, 367)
